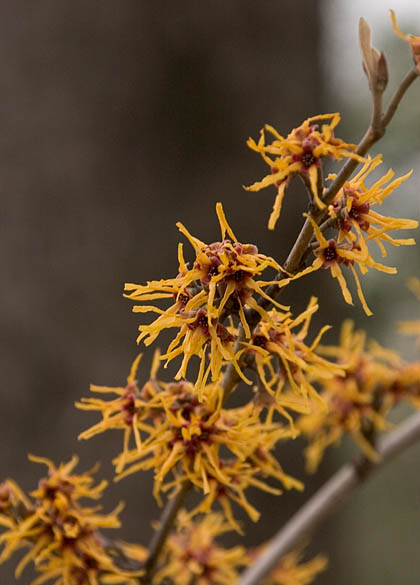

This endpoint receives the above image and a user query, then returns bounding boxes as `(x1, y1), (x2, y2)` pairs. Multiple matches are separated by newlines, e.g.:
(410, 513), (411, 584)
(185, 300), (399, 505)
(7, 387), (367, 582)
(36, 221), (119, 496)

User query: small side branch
(141, 482), (190, 584)
(323, 66), (418, 209)
(237, 410), (420, 585)
(382, 67), (419, 127)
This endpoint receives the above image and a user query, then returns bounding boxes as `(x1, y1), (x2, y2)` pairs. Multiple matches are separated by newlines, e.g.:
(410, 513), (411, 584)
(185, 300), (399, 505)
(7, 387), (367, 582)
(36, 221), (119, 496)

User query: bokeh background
(0, 1), (419, 583)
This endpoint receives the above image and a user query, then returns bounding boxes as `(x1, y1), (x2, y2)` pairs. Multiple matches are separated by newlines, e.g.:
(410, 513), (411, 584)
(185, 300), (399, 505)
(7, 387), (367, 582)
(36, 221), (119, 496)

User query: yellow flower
(391, 10), (420, 74)
(114, 380), (300, 517)
(76, 351), (162, 470)
(266, 552), (326, 585)
(280, 214), (375, 315)
(298, 321), (400, 472)
(186, 458), (281, 533)
(245, 113), (366, 229)
(0, 478), (30, 514)
(0, 456), (143, 585)
(328, 155), (417, 256)
(124, 202), (288, 396)
(253, 546), (327, 585)
(388, 362), (420, 409)
(241, 297), (345, 420)
(153, 511), (248, 585)
(78, 355), (301, 521)
(398, 277), (420, 347)
(275, 157), (417, 316)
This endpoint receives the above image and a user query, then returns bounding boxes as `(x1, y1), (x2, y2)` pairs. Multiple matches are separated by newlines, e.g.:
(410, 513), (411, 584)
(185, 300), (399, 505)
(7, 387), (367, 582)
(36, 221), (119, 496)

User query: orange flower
(256, 546), (327, 585)
(76, 351), (163, 471)
(0, 457), (144, 584)
(241, 297), (345, 423)
(391, 10), (420, 74)
(245, 114), (366, 228)
(124, 203), (288, 396)
(328, 156), (417, 256)
(388, 362), (420, 409)
(298, 321), (400, 471)
(114, 381), (299, 510)
(154, 512), (248, 585)
(281, 214), (375, 315)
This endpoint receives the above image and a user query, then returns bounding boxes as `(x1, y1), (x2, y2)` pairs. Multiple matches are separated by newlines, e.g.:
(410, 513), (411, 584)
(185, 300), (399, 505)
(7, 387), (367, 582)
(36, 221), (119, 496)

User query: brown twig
(237, 410), (420, 585)
(141, 482), (190, 584)
(382, 67), (419, 127)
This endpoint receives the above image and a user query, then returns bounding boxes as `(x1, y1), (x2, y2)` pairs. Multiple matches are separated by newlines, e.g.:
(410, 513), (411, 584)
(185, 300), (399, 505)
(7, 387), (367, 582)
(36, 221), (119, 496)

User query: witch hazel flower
(76, 351), (163, 472)
(328, 155), (417, 255)
(391, 10), (420, 74)
(113, 380), (299, 510)
(245, 113), (367, 229)
(298, 320), (400, 472)
(241, 297), (345, 421)
(124, 203), (289, 397)
(278, 155), (418, 316)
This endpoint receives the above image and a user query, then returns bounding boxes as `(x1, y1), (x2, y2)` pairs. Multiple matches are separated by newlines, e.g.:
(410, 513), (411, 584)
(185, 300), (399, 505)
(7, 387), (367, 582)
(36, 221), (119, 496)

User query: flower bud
(359, 17), (388, 91)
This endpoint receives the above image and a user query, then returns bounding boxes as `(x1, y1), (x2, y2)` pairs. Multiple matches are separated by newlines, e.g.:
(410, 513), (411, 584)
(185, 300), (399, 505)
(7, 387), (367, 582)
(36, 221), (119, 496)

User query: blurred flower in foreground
(388, 362), (420, 409)
(124, 203), (288, 396)
(398, 277), (420, 347)
(154, 511), (247, 585)
(391, 10), (420, 74)
(255, 546), (327, 585)
(245, 113), (366, 229)
(298, 321), (400, 472)
(0, 456), (144, 584)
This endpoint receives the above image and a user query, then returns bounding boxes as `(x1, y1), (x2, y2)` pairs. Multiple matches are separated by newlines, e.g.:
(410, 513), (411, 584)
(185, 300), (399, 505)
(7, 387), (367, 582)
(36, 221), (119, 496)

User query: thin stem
(221, 323), (247, 400)
(382, 68), (418, 127)
(238, 410), (420, 585)
(141, 482), (190, 584)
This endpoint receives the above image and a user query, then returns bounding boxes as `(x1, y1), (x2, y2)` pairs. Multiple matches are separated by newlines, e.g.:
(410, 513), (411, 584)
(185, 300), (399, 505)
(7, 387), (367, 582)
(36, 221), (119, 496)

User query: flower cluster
(0, 457), (145, 585)
(298, 321), (403, 471)
(155, 512), (326, 585)
(243, 296), (345, 422)
(124, 203), (288, 396)
(154, 511), (247, 585)
(245, 113), (366, 228)
(4, 11), (420, 583)
(278, 156), (418, 315)
(76, 351), (162, 468)
(78, 356), (302, 528)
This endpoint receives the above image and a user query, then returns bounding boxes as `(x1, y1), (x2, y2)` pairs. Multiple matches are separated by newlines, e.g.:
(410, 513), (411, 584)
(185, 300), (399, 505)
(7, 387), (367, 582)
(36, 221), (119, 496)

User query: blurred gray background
(0, 1), (419, 583)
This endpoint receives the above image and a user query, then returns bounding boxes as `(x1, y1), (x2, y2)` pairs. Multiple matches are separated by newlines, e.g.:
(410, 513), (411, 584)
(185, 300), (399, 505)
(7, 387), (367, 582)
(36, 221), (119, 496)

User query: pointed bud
(376, 52), (389, 91)
(359, 17), (387, 92)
